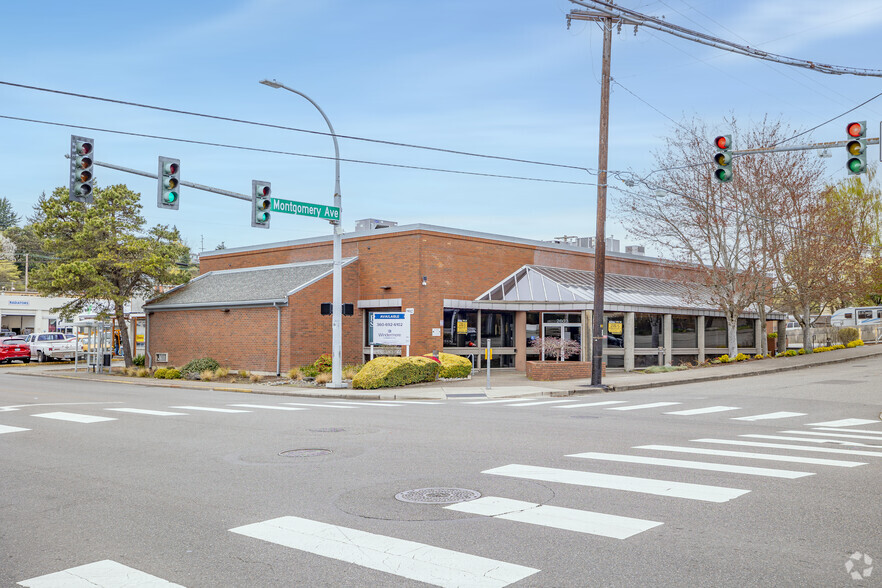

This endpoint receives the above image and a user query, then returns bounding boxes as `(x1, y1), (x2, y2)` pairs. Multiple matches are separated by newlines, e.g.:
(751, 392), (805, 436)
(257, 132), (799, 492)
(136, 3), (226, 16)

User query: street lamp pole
(259, 79), (345, 388)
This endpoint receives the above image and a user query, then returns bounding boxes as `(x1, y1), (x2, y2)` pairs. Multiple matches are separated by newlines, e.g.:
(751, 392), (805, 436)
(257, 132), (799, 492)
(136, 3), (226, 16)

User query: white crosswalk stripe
(32, 412), (116, 424)
(444, 496), (663, 539)
(106, 409), (187, 416)
(780, 430), (882, 441)
(228, 404), (307, 411)
(169, 406), (250, 413)
(0, 424), (30, 434)
(665, 406), (740, 416)
(280, 402), (356, 409)
(731, 411), (806, 421)
(329, 401), (405, 407)
(508, 399), (582, 407)
(740, 434), (882, 448)
(465, 399), (537, 404)
(693, 438), (882, 457)
(812, 427), (882, 436)
(566, 451), (813, 478)
(805, 418), (879, 427)
(634, 444), (866, 467)
(17, 559), (184, 587)
(555, 400), (628, 409)
(482, 464), (749, 502)
(607, 402), (681, 411)
(230, 515), (539, 588)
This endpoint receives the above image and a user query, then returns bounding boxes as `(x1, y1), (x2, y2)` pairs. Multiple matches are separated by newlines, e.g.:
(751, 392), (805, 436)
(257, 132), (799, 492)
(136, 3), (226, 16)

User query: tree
(619, 117), (769, 358)
(0, 197), (20, 229)
(31, 184), (190, 366)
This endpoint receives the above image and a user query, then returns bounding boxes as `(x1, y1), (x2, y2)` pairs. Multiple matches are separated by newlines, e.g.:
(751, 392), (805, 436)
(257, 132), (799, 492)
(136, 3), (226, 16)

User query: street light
(259, 78), (345, 389)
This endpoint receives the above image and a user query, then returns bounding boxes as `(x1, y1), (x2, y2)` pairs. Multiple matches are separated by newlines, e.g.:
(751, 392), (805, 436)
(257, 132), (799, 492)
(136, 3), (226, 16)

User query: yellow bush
(847, 339), (864, 348)
(287, 367), (303, 380)
(200, 369), (216, 381)
(718, 354), (731, 363)
(735, 353), (749, 362)
(215, 367), (230, 378)
(154, 367), (169, 378)
(424, 352), (472, 378)
(352, 356), (441, 389)
(754, 354), (763, 360)
(314, 372), (332, 384)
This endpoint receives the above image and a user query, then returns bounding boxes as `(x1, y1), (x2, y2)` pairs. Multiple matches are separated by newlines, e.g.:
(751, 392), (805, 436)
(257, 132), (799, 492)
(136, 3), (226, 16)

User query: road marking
(813, 427), (882, 436)
(740, 434), (882, 448)
(567, 451), (813, 478)
(229, 515), (539, 588)
(554, 400), (629, 409)
(444, 496), (662, 539)
(330, 401), (404, 407)
(482, 464), (749, 502)
(17, 559), (184, 587)
(781, 430), (882, 441)
(229, 404), (308, 411)
(693, 438), (882, 457)
(106, 409), (187, 416)
(0, 425), (30, 434)
(169, 406), (250, 413)
(465, 399), (539, 404)
(607, 402), (681, 411)
(32, 412), (116, 424)
(665, 406), (741, 416)
(635, 444), (865, 467)
(388, 401), (444, 404)
(805, 418), (879, 427)
(732, 411), (806, 421)
(281, 403), (355, 409)
(509, 399), (582, 407)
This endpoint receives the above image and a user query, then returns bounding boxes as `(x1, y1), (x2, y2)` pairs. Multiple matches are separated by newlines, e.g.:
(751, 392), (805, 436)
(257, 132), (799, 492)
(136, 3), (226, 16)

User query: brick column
(515, 311), (527, 371)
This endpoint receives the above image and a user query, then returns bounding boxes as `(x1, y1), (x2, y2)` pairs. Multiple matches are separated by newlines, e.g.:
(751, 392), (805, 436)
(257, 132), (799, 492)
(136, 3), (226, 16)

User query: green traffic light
(715, 168), (732, 182)
(256, 212), (269, 223)
(848, 158), (865, 174)
(165, 192), (178, 204)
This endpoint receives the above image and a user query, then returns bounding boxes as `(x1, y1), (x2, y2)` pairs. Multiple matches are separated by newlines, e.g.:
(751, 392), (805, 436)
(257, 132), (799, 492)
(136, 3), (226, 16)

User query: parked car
(0, 337), (30, 364)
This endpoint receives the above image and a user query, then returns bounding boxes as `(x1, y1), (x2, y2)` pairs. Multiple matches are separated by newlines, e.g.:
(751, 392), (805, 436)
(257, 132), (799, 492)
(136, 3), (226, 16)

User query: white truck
(22, 332), (79, 362)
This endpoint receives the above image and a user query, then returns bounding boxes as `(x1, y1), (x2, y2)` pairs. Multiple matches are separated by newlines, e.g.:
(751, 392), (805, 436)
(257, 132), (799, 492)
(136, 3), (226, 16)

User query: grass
(643, 365), (688, 373)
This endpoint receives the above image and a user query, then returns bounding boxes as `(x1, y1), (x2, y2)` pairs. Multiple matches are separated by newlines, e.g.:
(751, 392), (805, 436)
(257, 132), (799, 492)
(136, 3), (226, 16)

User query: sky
(3, 0), (882, 256)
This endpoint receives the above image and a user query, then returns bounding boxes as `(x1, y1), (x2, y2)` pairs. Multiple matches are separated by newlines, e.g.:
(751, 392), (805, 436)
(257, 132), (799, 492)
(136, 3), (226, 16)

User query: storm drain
(309, 427), (346, 433)
(394, 487), (481, 504)
(279, 449), (332, 458)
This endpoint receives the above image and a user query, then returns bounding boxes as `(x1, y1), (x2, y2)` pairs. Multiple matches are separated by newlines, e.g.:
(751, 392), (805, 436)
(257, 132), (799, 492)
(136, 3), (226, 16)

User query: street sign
(271, 198), (340, 221)
(370, 312), (410, 346)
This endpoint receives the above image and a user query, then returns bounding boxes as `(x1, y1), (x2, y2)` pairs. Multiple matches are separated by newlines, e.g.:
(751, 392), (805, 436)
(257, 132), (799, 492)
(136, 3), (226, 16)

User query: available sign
(370, 312), (410, 346)
(271, 198), (340, 221)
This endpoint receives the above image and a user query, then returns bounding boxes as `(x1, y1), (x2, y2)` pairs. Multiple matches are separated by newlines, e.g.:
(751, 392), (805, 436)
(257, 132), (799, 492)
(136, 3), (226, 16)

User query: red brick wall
(526, 360), (604, 381)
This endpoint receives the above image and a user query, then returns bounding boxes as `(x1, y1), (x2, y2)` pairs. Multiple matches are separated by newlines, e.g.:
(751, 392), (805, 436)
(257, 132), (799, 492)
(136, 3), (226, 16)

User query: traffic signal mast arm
(728, 137), (880, 157)
(65, 155), (251, 201)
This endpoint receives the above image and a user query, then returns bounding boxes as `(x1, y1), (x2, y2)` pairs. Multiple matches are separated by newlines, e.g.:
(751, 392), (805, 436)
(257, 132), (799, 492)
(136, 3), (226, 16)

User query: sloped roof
(474, 265), (784, 319)
(145, 258), (356, 310)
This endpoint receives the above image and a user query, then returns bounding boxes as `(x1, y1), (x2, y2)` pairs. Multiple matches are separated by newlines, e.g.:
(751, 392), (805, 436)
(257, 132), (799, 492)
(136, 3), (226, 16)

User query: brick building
(144, 223), (784, 373)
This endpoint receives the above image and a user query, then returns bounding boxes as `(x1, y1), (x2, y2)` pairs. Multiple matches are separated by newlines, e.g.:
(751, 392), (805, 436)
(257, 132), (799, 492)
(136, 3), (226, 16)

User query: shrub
(313, 353), (333, 373)
(342, 364), (361, 380)
(352, 357), (440, 389)
(735, 353), (749, 362)
(797, 348), (806, 355)
(425, 352), (472, 379)
(287, 367), (303, 380)
(136, 367), (150, 377)
(767, 332), (778, 339)
(718, 354), (731, 363)
(164, 368), (181, 379)
(132, 354), (145, 366)
(754, 354), (764, 360)
(838, 327), (860, 344)
(200, 369), (216, 381)
(237, 369), (248, 378)
(154, 367), (169, 379)
(215, 367), (230, 378)
(314, 372), (332, 384)
(181, 357), (220, 376)
(300, 364), (319, 378)
(249, 373), (263, 383)
(847, 339), (864, 348)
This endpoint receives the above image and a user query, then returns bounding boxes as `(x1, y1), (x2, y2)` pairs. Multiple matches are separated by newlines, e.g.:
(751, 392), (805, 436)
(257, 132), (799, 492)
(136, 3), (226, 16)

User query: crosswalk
(13, 412), (882, 587)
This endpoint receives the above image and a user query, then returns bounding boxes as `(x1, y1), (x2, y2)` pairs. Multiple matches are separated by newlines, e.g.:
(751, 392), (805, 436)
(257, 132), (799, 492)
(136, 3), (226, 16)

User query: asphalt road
(2, 360), (881, 587)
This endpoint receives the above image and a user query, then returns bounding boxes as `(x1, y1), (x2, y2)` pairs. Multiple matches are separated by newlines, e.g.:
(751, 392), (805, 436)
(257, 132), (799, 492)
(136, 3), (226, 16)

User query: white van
(830, 306), (882, 327)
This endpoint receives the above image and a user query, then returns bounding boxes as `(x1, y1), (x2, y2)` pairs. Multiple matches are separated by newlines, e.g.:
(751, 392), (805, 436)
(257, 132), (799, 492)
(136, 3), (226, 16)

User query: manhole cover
(394, 487), (481, 504)
(279, 449), (332, 457)
(309, 427), (345, 433)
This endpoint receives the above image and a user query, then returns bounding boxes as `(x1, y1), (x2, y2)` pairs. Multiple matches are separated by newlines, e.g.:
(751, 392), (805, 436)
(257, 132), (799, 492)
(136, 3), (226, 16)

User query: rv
(830, 306), (882, 327)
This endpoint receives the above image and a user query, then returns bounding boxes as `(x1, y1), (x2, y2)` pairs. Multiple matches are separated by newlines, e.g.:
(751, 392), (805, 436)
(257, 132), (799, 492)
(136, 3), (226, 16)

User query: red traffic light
(259, 185), (270, 197)
(847, 122), (865, 138)
(714, 135), (730, 150)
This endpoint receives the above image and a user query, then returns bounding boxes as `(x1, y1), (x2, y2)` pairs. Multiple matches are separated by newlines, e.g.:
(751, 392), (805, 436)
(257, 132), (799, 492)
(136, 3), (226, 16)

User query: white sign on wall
(370, 312), (411, 346)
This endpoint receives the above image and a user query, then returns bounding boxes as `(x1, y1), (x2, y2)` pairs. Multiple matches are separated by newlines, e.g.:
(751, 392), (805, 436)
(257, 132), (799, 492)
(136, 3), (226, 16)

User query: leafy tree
(0, 259), (21, 288)
(0, 197), (20, 229)
(31, 184), (190, 366)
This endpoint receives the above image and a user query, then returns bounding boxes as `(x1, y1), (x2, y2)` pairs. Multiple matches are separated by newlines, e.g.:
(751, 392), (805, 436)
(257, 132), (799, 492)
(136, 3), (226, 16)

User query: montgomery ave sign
(271, 197), (340, 221)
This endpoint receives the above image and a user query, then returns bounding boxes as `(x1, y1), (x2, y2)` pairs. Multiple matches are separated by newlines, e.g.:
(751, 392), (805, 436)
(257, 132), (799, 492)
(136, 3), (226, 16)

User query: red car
(0, 338), (30, 364)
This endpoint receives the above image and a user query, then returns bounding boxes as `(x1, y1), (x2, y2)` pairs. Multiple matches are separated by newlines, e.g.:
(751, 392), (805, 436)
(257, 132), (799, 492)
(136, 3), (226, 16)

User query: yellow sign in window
(456, 320), (468, 334)
(608, 321), (623, 335)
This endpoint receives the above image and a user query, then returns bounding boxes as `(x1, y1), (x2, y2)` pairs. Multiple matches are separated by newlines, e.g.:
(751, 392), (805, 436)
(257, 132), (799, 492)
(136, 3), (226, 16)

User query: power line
(0, 114), (597, 188)
(0, 80), (595, 175)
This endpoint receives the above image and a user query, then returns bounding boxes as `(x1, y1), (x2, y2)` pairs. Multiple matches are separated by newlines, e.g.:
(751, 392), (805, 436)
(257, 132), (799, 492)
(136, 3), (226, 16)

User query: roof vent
(355, 218), (398, 232)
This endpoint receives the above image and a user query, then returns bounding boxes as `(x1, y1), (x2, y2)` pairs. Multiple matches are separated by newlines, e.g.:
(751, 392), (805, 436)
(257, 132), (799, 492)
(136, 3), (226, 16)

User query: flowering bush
(529, 336), (581, 361)
(847, 339), (865, 348)
(718, 354), (731, 363)
(754, 354), (764, 360)
(797, 348), (806, 355)
(735, 353), (749, 362)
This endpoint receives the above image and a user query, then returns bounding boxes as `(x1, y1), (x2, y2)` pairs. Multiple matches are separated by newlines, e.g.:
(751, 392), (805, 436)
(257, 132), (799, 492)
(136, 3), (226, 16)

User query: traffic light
(69, 135), (95, 203)
(157, 156), (181, 209)
(251, 180), (271, 228)
(713, 135), (733, 183)
(846, 121), (867, 175)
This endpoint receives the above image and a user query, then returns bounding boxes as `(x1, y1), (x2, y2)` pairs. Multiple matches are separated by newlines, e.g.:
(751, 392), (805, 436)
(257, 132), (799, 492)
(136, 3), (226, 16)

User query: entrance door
(542, 324), (582, 361)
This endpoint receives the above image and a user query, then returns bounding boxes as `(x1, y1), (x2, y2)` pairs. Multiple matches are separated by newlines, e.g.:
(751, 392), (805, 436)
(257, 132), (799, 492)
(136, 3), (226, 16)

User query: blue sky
(3, 0), (881, 255)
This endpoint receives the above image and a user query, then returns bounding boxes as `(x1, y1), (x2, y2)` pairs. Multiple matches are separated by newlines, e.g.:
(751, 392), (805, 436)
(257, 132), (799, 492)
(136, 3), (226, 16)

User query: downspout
(274, 302), (281, 376)
(146, 312), (152, 370)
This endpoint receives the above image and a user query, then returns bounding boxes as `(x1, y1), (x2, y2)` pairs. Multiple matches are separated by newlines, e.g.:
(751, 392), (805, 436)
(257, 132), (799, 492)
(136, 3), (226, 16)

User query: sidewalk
(6, 344), (882, 400)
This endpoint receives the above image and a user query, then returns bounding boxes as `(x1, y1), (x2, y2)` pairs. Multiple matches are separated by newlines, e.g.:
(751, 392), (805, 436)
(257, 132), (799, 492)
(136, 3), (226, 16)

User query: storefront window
(443, 309), (478, 347)
(736, 318), (755, 348)
(526, 312), (540, 355)
(704, 317), (728, 348)
(634, 313), (664, 349)
(483, 311), (514, 348)
(671, 315), (697, 348)
(603, 313), (625, 349)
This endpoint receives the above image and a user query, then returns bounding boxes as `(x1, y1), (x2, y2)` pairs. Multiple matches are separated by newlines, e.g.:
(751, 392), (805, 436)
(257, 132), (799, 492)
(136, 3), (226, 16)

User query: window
(736, 318), (755, 348)
(671, 316), (697, 348)
(482, 311), (514, 348)
(443, 309), (478, 347)
(858, 310), (873, 320)
(634, 313), (664, 349)
(526, 312), (540, 355)
(704, 317), (727, 348)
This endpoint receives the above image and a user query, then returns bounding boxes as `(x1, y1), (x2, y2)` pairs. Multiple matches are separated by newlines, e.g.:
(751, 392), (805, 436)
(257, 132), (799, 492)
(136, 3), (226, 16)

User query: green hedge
(181, 357), (220, 376)
(351, 357), (440, 389)
(425, 352), (472, 378)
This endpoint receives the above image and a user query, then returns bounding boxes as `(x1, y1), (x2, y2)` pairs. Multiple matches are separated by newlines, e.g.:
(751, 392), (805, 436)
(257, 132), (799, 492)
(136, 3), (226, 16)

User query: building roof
(144, 258), (356, 310)
(461, 265), (785, 319)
